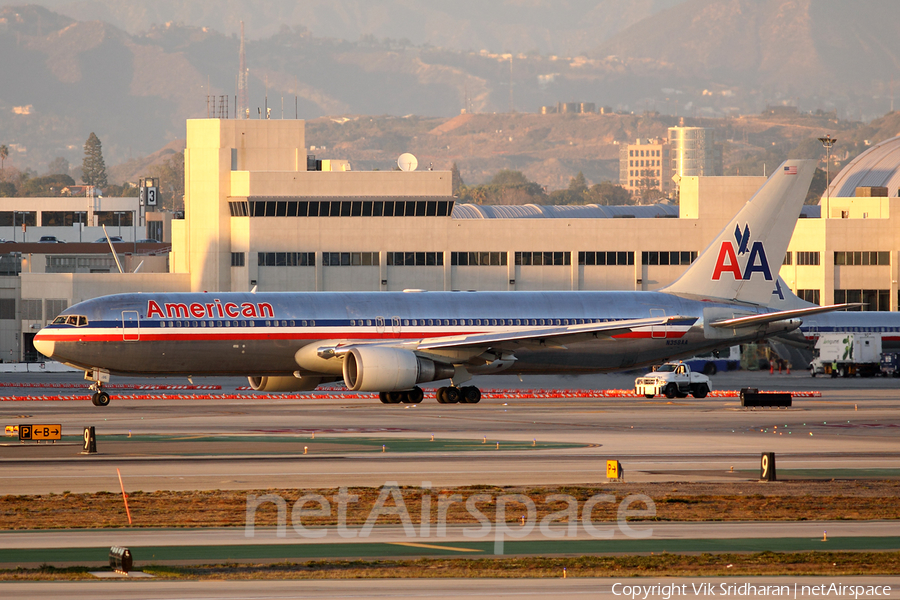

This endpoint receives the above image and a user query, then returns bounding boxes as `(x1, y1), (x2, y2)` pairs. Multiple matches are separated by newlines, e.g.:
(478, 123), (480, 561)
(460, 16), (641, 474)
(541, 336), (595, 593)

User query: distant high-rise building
(619, 137), (671, 196)
(238, 21), (249, 119)
(668, 126), (720, 179)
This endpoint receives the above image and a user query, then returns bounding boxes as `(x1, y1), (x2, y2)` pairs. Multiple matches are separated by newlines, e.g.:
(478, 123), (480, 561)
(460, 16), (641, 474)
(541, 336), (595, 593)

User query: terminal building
(3, 118), (900, 362)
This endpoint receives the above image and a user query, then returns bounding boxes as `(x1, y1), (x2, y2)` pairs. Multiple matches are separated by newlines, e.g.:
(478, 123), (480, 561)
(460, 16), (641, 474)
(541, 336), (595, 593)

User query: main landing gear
(377, 386), (482, 405)
(436, 385), (481, 404)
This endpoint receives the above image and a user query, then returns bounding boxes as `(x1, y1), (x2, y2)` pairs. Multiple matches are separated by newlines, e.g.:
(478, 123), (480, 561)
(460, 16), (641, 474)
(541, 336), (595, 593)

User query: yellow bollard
(304, 446), (308, 454)
(496, 442), (499, 450)
(483, 436), (486, 443)
(312, 432), (315, 439)
(382, 445), (386, 453)
(533, 439), (536, 446)
(823, 530), (827, 542)
(563, 567), (567, 578)
(431, 434), (434, 441)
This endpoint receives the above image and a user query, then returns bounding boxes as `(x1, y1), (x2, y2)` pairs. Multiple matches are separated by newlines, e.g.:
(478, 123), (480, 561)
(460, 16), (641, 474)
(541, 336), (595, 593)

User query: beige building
(619, 137), (671, 196)
(4, 118), (900, 362)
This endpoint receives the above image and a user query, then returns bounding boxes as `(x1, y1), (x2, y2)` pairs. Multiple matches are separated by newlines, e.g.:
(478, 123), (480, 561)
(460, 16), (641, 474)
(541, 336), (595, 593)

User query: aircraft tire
(644, 394), (655, 399)
(379, 392), (390, 404)
(692, 383), (709, 399)
(664, 383), (678, 399)
(436, 387), (448, 404)
(461, 386), (481, 404)
(404, 387), (424, 404)
(444, 387), (460, 404)
(386, 392), (404, 404)
(703, 362), (717, 376)
(91, 392), (100, 406)
(95, 391), (110, 407)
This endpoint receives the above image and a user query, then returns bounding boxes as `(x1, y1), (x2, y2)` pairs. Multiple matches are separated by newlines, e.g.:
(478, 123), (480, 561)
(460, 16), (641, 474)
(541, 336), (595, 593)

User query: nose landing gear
(85, 369), (112, 407)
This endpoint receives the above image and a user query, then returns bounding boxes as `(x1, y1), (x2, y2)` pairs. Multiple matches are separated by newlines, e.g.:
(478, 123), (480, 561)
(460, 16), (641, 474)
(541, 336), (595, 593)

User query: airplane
(34, 159), (852, 407)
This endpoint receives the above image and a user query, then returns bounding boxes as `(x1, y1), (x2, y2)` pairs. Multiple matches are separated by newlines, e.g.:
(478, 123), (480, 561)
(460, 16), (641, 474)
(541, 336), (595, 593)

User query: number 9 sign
(760, 452), (776, 481)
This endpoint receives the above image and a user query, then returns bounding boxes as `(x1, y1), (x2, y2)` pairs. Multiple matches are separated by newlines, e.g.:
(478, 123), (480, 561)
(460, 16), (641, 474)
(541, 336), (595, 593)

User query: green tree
(20, 174), (75, 197)
(149, 151), (185, 210)
(0, 181), (16, 197)
(584, 181), (633, 206)
(450, 162), (464, 195)
(490, 169), (529, 186)
(568, 171), (587, 194)
(46, 157), (70, 176)
(0, 145), (7, 171)
(81, 132), (108, 188)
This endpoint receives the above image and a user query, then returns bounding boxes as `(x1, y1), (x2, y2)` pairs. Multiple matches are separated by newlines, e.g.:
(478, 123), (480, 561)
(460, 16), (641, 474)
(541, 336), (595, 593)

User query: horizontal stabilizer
(710, 303), (863, 329)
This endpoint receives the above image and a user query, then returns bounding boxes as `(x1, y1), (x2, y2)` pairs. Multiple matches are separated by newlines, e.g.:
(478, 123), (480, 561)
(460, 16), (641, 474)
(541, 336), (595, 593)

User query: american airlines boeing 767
(34, 160), (851, 406)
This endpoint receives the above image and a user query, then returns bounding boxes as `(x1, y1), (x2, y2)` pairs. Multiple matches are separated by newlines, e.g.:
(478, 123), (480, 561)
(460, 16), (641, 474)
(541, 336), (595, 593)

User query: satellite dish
(398, 153), (418, 172)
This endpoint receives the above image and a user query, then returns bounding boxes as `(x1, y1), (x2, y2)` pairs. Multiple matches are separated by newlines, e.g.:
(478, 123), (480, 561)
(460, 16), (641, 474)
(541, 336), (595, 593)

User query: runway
(1, 578), (899, 600)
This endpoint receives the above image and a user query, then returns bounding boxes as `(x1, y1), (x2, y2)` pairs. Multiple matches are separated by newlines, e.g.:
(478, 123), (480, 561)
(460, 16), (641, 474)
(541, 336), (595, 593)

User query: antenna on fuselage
(250, 285), (258, 294)
(102, 225), (125, 274)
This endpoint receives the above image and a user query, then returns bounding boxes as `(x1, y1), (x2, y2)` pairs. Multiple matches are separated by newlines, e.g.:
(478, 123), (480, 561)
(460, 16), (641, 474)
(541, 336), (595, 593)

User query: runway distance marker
(18, 424), (61, 441)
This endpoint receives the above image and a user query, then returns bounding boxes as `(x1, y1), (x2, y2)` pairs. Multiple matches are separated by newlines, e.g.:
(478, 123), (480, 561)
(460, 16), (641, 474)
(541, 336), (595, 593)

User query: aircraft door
(391, 316), (401, 338)
(122, 311), (140, 341)
(806, 320), (818, 342)
(650, 308), (666, 339)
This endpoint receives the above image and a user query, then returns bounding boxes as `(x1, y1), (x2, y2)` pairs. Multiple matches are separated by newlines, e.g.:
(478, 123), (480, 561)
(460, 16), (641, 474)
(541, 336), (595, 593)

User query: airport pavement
(3, 521), (899, 549)
(0, 369), (898, 493)
(1, 578), (899, 600)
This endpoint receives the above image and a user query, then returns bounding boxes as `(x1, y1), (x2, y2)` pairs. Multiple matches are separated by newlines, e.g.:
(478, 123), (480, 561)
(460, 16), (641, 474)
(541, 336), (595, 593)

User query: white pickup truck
(634, 362), (711, 399)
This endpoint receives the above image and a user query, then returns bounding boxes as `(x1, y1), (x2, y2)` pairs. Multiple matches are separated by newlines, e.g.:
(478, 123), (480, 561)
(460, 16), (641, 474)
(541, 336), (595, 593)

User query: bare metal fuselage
(38, 290), (780, 377)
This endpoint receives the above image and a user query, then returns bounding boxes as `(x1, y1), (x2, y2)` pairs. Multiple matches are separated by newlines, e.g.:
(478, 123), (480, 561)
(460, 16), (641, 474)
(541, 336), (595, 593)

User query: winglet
(662, 160), (817, 305)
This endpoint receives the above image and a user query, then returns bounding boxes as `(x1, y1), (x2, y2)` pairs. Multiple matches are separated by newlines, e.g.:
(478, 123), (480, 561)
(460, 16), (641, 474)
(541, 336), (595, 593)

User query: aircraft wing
(709, 303), (862, 329)
(414, 315), (694, 351)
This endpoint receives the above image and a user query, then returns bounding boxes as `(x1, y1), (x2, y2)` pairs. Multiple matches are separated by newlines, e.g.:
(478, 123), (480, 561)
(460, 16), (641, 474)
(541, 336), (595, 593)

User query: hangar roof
(827, 135), (900, 197)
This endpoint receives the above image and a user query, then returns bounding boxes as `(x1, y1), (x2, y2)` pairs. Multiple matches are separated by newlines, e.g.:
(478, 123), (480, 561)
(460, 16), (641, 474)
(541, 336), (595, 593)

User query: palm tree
(0, 145), (7, 172)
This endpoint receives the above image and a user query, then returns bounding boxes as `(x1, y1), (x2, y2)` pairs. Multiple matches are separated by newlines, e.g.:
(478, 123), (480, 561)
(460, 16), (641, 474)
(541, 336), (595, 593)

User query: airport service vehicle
(635, 362), (711, 399)
(880, 352), (899, 377)
(810, 333), (882, 377)
(684, 345), (740, 375)
(34, 160), (851, 407)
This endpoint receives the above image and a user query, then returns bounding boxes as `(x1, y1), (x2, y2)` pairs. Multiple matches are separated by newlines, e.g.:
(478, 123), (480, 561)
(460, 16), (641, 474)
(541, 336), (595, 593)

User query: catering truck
(810, 333), (881, 377)
(635, 362), (711, 399)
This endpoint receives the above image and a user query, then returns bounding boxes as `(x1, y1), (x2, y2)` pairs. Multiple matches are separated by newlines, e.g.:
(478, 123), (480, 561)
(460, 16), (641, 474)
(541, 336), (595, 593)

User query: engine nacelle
(248, 375), (324, 392)
(343, 346), (455, 392)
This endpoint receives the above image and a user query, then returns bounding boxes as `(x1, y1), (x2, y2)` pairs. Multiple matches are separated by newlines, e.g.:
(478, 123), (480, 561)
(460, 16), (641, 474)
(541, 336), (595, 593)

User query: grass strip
(3, 481), (900, 530)
(2, 551), (900, 581)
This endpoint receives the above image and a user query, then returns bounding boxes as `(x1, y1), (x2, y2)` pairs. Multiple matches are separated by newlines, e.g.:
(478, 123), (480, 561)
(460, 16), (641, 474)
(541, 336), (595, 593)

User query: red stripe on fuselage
(38, 328), (690, 343)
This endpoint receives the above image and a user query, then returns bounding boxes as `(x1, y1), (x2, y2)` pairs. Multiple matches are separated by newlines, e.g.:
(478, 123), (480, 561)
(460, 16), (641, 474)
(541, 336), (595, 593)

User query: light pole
(818, 134), (837, 205)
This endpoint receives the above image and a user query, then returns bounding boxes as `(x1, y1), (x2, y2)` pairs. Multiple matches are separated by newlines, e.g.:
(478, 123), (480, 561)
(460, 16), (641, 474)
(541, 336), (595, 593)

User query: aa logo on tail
(712, 223), (772, 281)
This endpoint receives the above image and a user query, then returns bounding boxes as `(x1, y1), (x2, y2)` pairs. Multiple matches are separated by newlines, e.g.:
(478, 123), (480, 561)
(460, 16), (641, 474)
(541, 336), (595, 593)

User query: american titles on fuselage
(146, 299), (275, 320)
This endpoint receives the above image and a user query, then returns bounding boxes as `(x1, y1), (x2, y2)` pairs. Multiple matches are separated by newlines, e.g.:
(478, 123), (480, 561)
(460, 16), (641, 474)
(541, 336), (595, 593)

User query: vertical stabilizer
(662, 160), (816, 305)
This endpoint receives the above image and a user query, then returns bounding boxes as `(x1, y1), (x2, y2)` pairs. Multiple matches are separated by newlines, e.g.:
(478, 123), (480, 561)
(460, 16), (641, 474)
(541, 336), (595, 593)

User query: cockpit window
(54, 315), (88, 327)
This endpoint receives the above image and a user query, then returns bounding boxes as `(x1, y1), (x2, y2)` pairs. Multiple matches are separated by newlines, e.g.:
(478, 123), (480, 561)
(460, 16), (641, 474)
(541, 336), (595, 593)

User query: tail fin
(768, 275), (816, 310)
(663, 159), (817, 305)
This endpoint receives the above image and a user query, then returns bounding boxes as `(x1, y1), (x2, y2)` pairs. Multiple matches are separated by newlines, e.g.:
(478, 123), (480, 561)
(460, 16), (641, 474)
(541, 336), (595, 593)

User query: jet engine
(247, 375), (325, 392)
(342, 346), (455, 392)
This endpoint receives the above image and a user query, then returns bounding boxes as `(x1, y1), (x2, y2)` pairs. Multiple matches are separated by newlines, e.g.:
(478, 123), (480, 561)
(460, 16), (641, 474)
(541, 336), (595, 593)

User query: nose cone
(33, 331), (55, 359)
